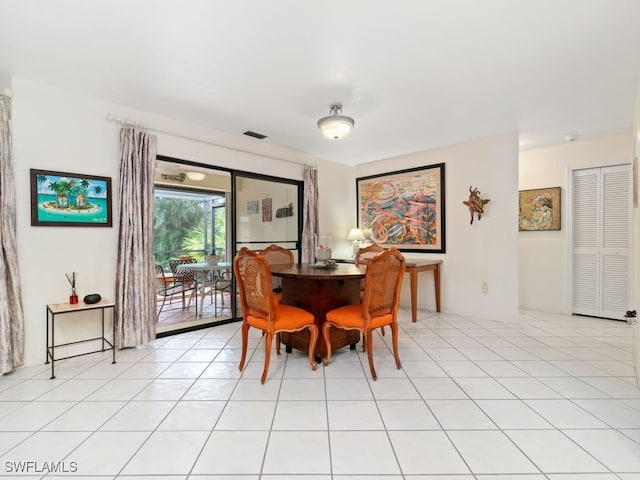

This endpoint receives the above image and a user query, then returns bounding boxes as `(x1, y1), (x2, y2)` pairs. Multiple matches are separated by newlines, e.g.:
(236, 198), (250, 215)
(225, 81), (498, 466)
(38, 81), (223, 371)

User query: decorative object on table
(518, 186), (561, 231)
(83, 293), (102, 304)
(65, 271), (78, 304)
(356, 163), (446, 253)
(310, 260), (338, 269)
(463, 186), (491, 225)
(205, 252), (220, 265)
(261, 197), (272, 222)
(30, 169), (112, 227)
(247, 200), (259, 214)
(315, 233), (332, 262)
(347, 228), (365, 257)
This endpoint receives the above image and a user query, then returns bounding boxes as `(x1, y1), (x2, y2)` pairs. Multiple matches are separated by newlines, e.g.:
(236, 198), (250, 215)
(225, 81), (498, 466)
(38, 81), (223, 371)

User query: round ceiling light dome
(317, 103), (355, 139)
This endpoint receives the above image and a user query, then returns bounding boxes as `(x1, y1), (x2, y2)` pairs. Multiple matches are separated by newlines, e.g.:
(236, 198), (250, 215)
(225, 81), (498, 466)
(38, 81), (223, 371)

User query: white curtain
(115, 127), (157, 348)
(301, 166), (318, 263)
(0, 96), (25, 374)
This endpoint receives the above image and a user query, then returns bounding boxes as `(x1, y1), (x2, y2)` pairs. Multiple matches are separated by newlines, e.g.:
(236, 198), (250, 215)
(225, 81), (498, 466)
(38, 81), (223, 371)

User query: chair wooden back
(234, 247), (277, 323)
(355, 244), (385, 266)
(259, 244), (294, 266)
(362, 247), (406, 321)
(259, 244), (293, 292)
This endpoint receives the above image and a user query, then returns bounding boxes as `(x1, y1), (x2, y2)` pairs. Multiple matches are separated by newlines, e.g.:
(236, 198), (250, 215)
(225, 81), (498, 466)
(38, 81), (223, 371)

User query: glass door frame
(154, 155), (304, 337)
(232, 170), (304, 263)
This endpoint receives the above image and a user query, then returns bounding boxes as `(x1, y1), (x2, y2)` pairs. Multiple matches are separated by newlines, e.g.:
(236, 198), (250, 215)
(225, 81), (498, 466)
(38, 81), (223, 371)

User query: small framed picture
(247, 200), (259, 214)
(30, 169), (112, 227)
(519, 186), (561, 231)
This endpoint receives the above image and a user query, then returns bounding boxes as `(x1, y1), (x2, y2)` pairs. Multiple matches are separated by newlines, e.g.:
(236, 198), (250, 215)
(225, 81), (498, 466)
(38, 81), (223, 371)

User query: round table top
(269, 262), (365, 280)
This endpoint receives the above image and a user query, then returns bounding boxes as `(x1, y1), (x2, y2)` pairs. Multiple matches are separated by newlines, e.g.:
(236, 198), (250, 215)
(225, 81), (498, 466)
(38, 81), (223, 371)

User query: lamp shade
(347, 228), (365, 241)
(317, 104), (354, 139)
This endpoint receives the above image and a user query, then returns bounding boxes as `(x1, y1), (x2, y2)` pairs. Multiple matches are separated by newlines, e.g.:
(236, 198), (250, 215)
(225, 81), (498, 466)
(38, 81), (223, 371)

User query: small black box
(83, 294), (102, 304)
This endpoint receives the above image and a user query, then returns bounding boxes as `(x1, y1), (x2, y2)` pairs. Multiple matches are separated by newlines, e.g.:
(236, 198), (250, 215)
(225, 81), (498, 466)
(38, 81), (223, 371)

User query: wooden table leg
(434, 263), (441, 312)
(410, 266), (418, 322)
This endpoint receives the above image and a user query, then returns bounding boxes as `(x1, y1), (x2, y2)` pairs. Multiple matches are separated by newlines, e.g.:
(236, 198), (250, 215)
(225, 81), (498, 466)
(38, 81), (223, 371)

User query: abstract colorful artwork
(356, 163), (445, 252)
(30, 169), (112, 227)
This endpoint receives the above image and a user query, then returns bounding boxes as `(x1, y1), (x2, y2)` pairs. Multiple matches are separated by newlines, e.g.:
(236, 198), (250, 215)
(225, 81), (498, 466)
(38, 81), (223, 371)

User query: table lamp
(347, 228), (365, 257)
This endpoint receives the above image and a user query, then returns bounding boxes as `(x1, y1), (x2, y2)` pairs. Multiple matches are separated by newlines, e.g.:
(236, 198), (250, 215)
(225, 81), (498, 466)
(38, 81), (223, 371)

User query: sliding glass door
(152, 157), (303, 336)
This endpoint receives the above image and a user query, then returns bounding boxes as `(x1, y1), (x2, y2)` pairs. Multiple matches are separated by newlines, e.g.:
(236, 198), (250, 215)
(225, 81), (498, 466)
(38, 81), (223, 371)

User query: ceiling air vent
(243, 130), (267, 139)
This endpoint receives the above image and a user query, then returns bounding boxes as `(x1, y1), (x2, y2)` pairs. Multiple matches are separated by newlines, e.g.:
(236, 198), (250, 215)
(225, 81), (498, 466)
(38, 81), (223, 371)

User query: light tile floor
(1, 308), (640, 479)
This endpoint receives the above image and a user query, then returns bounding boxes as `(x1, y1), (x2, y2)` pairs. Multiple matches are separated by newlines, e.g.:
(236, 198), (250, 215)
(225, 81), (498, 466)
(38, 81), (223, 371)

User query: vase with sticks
(66, 272), (78, 304)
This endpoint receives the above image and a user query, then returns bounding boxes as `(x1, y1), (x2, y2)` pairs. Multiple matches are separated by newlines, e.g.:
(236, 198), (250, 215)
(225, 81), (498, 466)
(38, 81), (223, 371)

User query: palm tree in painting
(47, 180), (60, 201)
(80, 178), (90, 189)
(36, 173), (47, 185)
(50, 179), (73, 207)
(93, 185), (103, 196)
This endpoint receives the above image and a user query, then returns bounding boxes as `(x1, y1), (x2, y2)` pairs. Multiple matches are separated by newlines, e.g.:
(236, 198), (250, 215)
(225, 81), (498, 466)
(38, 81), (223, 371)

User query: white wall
(12, 76), (354, 367)
(518, 133), (633, 313)
(356, 133), (520, 321)
(11, 75), (522, 369)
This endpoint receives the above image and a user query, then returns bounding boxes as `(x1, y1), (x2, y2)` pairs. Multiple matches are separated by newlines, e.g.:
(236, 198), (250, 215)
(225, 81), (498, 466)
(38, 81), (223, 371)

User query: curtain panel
(301, 166), (318, 263)
(0, 97), (25, 374)
(115, 127), (157, 348)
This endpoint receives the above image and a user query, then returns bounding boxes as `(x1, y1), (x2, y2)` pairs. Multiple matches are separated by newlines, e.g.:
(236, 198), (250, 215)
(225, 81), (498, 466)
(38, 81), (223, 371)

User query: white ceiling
(1, 0), (639, 166)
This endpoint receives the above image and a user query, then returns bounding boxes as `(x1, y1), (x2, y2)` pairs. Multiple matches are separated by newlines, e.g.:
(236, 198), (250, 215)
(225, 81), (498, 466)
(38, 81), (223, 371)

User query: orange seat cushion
(326, 304), (393, 329)
(247, 304), (314, 331)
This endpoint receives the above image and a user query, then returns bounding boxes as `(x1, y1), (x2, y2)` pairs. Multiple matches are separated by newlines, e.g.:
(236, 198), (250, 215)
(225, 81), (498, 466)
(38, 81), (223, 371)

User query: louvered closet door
(572, 164), (632, 319)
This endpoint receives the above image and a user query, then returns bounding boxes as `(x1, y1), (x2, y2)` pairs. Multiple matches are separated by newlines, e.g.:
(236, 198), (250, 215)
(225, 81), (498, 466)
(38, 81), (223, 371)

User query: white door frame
(566, 160), (634, 319)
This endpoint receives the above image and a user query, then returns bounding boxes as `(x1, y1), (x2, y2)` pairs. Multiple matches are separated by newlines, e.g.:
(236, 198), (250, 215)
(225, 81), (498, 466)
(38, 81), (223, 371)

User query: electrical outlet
(481, 281), (489, 293)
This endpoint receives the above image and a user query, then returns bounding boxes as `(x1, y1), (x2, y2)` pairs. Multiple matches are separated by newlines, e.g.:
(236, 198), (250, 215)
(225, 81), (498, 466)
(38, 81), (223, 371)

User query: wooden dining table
(269, 263), (365, 357)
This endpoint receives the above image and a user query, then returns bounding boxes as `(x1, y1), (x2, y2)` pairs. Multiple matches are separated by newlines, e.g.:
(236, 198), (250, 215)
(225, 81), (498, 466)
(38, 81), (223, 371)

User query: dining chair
(155, 264), (196, 321)
(323, 247), (406, 380)
(354, 243), (385, 265)
(169, 257), (198, 311)
(259, 244), (294, 303)
(259, 244), (295, 351)
(234, 247), (319, 384)
(212, 269), (233, 317)
(355, 243), (386, 336)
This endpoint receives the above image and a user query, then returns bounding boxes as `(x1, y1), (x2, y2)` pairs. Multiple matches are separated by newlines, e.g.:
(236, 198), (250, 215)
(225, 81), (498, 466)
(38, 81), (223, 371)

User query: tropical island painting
(30, 169), (112, 227)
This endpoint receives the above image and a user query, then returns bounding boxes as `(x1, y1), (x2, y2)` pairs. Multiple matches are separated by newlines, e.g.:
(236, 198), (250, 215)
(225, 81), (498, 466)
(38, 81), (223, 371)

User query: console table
(337, 258), (442, 322)
(45, 299), (116, 379)
(406, 259), (442, 322)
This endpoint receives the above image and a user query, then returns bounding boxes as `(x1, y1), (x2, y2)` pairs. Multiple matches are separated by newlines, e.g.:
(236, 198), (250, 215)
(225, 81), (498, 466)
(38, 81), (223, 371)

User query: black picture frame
(30, 169), (113, 227)
(356, 163), (446, 253)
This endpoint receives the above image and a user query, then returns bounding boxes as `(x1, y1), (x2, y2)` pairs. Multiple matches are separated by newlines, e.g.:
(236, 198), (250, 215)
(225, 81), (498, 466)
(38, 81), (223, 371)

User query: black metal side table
(46, 299), (116, 379)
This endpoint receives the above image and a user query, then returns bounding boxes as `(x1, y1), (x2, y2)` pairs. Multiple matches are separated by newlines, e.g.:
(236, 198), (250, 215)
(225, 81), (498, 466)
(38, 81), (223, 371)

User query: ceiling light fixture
(317, 103), (355, 139)
(186, 172), (205, 181)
